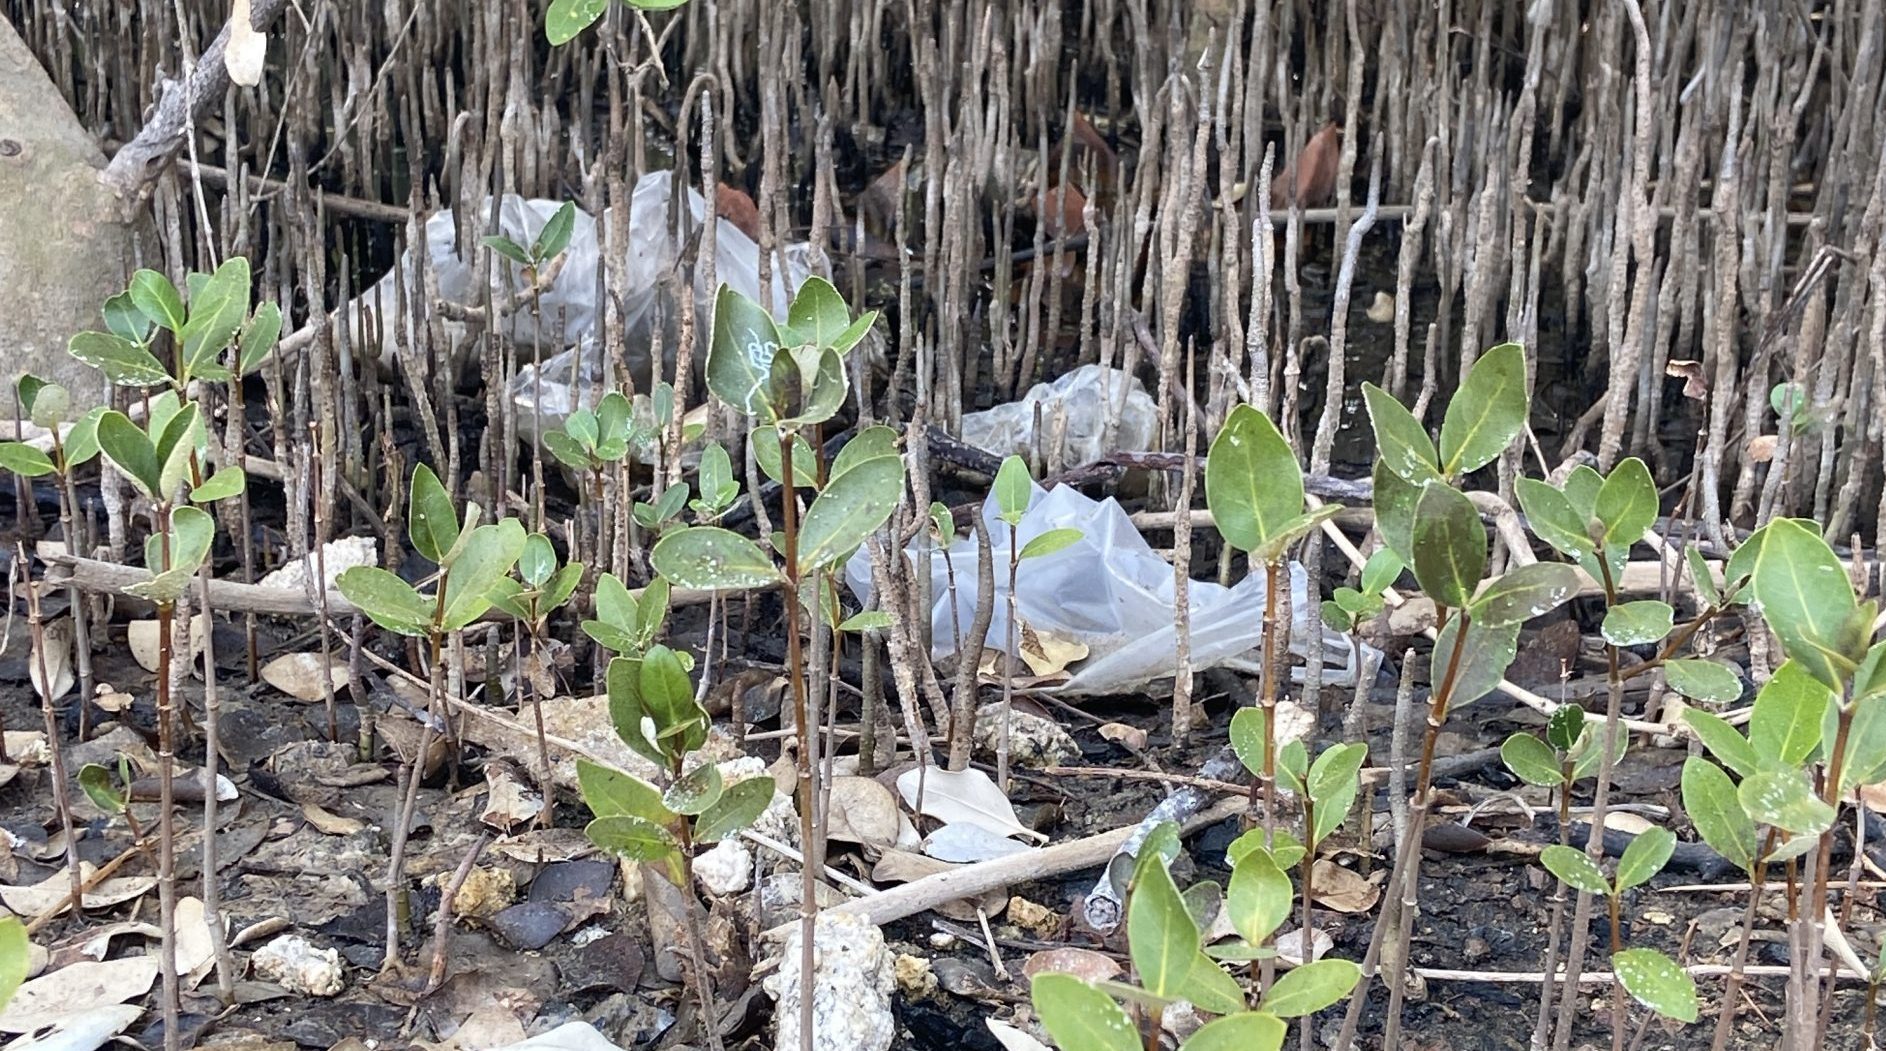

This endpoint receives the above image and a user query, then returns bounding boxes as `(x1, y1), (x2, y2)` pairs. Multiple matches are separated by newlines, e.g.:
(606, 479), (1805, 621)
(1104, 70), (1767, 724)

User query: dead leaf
(1021, 947), (1120, 984)
(1365, 291), (1396, 324)
(0, 864), (156, 917)
(490, 828), (596, 863)
(1748, 434), (1779, 463)
(1666, 359), (1709, 400)
(0, 956), (160, 1032)
(1385, 596), (1438, 635)
(481, 761), (545, 831)
(1276, 927), (1334, 966)
(4, 732), (49, 766)
(2, 1002), (141, 1051)
(986, 1020), (1053, 1051)
(827, 776), (901, 847)
(300, 803), (366, 836)
(1603, 812), (1657, 835)
(1308, 860), (1379, 913)
(895, 766), (1045, 842)
(29, 618), (73, 704)
(174, 896), (223, 983)
(260, 652), (348, 702)
(1860, 781), (1886, 813)
(126, 615), (206, 673)
(922, 823), (1035, 863)
(91, 687), (135, 713)
(1098, 722), (1148, 752)
(871, 849), (960, 884)
(935, 889), (1009, 923)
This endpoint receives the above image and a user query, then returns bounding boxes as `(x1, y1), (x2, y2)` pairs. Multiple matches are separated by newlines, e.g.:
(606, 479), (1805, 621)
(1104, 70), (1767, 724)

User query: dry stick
(423, 830), (490, 995)
(383, 628), (446, 971)
(194, 564), (236, 1001)
(21, 546), (83, 916)
(1170, 347), (1198, 740)
(775, 430), (819, 1051)
(152, 515), (182, 1051)
(947, 520), (996, 770)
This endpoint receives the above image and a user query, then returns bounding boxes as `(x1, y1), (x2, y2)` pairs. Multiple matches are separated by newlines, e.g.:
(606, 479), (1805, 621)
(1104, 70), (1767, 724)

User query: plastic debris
(958, 364), (1156, 472)
(846, 480), (1378, 695)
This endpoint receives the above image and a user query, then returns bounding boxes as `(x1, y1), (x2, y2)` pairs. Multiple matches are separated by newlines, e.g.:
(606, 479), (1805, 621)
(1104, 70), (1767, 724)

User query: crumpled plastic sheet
(845, 479), (1380, 696)
(350, 171), (815, 434)
(957, 363), (1157, 471)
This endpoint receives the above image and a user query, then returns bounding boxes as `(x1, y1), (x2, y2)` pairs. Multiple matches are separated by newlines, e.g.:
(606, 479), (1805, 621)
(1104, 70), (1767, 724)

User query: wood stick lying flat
(43, 552), (711, 618)
(810, 795), (1247, 932)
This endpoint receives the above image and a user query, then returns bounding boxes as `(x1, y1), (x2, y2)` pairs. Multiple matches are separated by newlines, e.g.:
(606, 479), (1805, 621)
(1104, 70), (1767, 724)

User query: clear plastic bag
(958, 364), (1157, 471)
(846, 480), (1378, 696)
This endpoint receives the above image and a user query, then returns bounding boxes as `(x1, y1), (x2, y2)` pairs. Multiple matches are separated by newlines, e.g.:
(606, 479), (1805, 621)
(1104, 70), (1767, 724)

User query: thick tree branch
(100, 0), (291, 198)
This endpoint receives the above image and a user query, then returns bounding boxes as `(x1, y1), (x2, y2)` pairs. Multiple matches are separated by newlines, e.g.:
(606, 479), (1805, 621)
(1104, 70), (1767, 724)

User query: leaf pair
(482, 201), (577, 270)
(545, 391), (633, 471)
(706, 279), (871, 428)
(581, 573), (669, 655)
(490, 533), (584, 628)
(578, 757), (774, 885)
(607, 647), (708, 768)
(1513, 457), (1656, 585)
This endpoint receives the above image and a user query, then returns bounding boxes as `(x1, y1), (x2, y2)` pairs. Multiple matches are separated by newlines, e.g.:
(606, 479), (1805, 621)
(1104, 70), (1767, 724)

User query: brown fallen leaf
(300, 803), (366, 836)
(28, 617), (73, 704)
(1098, 722), (1148, 752)
(1666, 359), (1709, 400)
(1308, 859), (1380, 913)
(1748, 433), (1779, 463)
(1021, 947), (1121, 984)
(260, 652), (348, 703)
(0, 864), (156, 917)
(480, 760), (545, 831)
(827, 776), (901, 847)
(127, 614), (206, 673)
(1270, 121), (1343, 210)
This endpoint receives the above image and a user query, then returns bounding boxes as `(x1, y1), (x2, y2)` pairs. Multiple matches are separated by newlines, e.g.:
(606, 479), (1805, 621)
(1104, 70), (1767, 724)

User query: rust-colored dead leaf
(827, 776), (901, 847)
(1666, 359), (1709, 400)
(1747, 433), (1779, 463)
(1308, 859), (1379, 913)
(715, 184), (763, 243)
(301, 803), (366, 836)
(1098, 722), (1148, 752)
(261, 652), (348, 702)
(1270, 122), (1343, 209)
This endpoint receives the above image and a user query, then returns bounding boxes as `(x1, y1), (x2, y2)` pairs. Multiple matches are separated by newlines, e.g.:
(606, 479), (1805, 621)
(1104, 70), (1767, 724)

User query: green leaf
(1410, 483), (1486, 609)
(1738, 767), (1835, 835)
(751, 425), (818, 491)
(78, 763), (125, 813)
(487, 577), (531, 621)
(1615, 826), (1676, 891)
(68, 331), (170, 387)
(662, 763), (725, 816)
(1205, 404), (1307, 557)
(520, 533), (556, 588)
(694, 776), (775, 842)
(1841, 694), (1886, 791)
(639, 644), (706, 754)
(1178, 1012), (1286, 1051)
(796, 454), (906, 571)
(1128, 848), (1199, 1000)
(1686, 544), (1722, 608)
(707, 285), (784, 422)
(1322, 599), (1358, 633)
(95, 410), (161, 497)
(1470, 562), (1582, 628)
(1750, 660), (1831, 766)
(1439, 342), (1528, 477)
(1179, 955), (1248, 1015)
(1515, 478), (1597, 565)
(1262, 958), (1361, 1017)
(1229, 706), (1267, 779)
(543, 429), (592, 470)
(1308, 742), (1366, 844)
(180, 257), (251, 373)
(576, 758), (674, 824)
(1370, 459), (1421, 565)
(1540, 845), (1612, 896)
(831, 426), (899, 481)
(0, 915), (28, 1013)
(1681, 757), (1756, 873)
(1682, 709), (1758, 778)
(533, 202), (577, 260)
(594, 571), (641, 630)
(650, 526), (782, 590)
(694, 442), (739, 514)
(839, 610), (894, 632)
(780, 346), (849, 426)
(190, 466), (246, 503)
(1360, 547), (1404, 595)
(1029, 974), (1141, 1051)
(1567, 723), (1629, 783)
(1749, 518), (1859, 690)
(1547, 704), (1586, 753)
(1362, 383), (1439, 484)
(1601, 600), (1675, 647)
(441, 519), (527, 630)
(103, 292), (153, 344)
(829, 310), (878, 354)
(606, 657), (665, 767)
(153, 402), (200, 501)
(1501, 733), (1564, 787)
(22, 379), (65, 430)
(238, 302), (283, 375)
(1595, 457), (1658, 557)
(994, 455), (1034, 525)
(544, 0), (607, 42)
(408, 464), (458, 564)
(0, 443), (55, 477)
(1562, 465), (1604, 521)
(1663, 660), (1742, 704)
(129, 269), (186, 333)
(585, 815), (681, 872)
(784, 276), (852, 349)
(1225, 843), (1292, 946)
(1430, 616), (1519, 708)
(337, 566), (433, 636)
(1020, 527), (1083, 560)
(1611, 948), (1699, 1023)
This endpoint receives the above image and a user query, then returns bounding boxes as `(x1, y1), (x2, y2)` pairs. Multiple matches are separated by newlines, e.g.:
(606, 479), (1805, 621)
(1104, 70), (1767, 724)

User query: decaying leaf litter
(0, 0), (1884, 1049)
